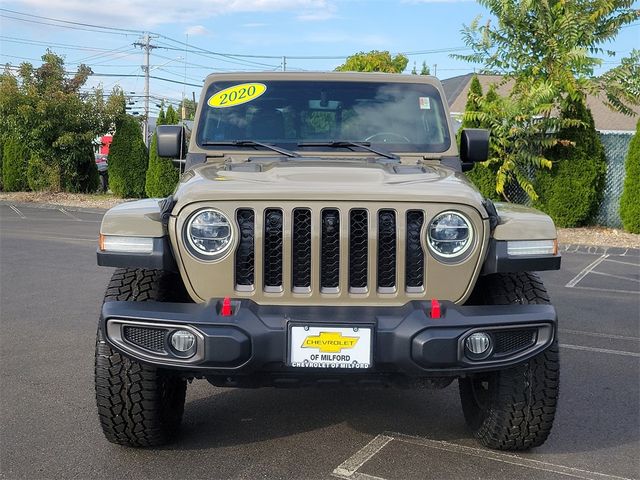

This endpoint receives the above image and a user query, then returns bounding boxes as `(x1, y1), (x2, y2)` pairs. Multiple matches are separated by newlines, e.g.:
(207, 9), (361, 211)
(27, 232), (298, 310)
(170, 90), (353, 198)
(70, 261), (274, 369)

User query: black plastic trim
(97, 237), (177, 271)
(482, 239), (561, 275)
(100, 298), (557, 377)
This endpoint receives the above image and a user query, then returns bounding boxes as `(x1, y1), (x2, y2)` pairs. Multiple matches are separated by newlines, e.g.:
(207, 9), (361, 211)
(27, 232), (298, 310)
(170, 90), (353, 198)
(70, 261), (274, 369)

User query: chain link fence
(500, 131), (633, 227)
(594, 131), (633, 228)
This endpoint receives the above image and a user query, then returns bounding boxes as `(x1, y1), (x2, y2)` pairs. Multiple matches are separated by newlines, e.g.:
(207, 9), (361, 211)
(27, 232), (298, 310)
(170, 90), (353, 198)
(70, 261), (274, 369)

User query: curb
(559, 243), (640, 257)
(0, 200), (110, 215)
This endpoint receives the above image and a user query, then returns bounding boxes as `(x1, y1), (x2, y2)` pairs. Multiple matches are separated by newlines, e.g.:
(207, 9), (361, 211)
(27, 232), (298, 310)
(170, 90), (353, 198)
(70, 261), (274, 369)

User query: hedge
(619, 120), (640, 233)
(145, 133), (180, 197)
(534, 100), (606, 227)
(2, 137), (29, 191)
(108, 115), (148, 198)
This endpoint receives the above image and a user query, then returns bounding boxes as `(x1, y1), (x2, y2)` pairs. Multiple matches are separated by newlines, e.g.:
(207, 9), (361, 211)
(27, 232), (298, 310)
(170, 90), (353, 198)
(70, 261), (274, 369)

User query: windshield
(196, 80), (451, 153)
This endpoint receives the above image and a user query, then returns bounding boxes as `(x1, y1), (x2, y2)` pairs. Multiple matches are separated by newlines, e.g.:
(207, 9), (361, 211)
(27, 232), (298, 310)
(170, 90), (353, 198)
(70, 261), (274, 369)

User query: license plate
(288, 325), (372, 369)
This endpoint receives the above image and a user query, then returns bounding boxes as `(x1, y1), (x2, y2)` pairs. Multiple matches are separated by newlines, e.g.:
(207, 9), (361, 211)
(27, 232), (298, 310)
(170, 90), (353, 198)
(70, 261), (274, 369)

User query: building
(442, 73), (638, 132)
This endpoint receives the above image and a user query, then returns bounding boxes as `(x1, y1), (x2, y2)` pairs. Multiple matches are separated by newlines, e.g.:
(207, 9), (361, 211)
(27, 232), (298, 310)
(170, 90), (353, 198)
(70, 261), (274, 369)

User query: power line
(0, 12), (136, 37)
(0, 8), (144, 34)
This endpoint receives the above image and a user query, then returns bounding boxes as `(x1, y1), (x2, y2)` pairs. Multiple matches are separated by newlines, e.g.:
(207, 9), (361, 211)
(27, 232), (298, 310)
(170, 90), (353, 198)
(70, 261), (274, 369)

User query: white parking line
(333, 432), (634, 480)
(333, 434), (393, 479)
(560, 344), (640, 358)
(569, 285), (638, 295)
(559, 328), (640, 342)
(9, 205), (26, 218)
(603, 258), (640, 267)
(565, 254), (609, 288)
(588, 270), (640, 283)
(58, 207), (83, 221)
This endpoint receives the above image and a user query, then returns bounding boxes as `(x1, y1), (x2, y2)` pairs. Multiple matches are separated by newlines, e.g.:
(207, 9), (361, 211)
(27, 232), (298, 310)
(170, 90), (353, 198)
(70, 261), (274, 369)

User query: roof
(442, 73), (638, 132)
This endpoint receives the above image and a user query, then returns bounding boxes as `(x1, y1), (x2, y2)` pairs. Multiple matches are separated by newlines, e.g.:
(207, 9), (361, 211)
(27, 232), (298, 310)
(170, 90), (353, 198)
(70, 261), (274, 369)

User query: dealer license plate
(288, 325), (372, 369)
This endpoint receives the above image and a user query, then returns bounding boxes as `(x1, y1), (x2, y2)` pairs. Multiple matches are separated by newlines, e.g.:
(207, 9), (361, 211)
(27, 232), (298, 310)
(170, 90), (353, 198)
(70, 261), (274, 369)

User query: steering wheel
(364, 132), (411, 143)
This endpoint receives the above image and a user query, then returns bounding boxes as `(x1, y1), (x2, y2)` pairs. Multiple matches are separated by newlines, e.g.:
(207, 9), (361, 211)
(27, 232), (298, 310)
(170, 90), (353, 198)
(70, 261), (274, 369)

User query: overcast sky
(1, 0), (638, 116)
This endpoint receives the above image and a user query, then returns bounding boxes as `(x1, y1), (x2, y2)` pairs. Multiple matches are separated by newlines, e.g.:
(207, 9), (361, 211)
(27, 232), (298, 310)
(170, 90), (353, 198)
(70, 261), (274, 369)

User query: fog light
(170, 330), (196, 353)
(465, 332), (492, 356)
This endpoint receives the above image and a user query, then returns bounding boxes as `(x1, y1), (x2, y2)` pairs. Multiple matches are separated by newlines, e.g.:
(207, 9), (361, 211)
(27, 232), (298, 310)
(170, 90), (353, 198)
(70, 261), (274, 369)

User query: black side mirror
(460, 128), (490, 171)
(157, 125), (186, 161)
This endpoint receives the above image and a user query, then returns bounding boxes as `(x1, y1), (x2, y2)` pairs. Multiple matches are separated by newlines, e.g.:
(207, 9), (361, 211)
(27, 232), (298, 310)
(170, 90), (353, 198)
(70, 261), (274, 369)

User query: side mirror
(460, 128), (490, 170)
(156, 125), (186, 161)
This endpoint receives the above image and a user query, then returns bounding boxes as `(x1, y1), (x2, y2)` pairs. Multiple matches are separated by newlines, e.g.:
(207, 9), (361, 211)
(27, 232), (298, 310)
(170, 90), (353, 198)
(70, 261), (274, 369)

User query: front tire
(459, 272), (560, 450)
(94, 269), (188, 447)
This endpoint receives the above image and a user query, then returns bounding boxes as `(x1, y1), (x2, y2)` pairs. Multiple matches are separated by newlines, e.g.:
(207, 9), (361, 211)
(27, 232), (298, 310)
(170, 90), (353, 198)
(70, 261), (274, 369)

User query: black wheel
(459, 272), (560, 450)
(95, 268), (189, 447)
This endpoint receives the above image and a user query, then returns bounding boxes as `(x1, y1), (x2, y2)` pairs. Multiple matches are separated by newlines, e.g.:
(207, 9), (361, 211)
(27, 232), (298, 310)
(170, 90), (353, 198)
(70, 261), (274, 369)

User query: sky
(1, 0), (638, 117)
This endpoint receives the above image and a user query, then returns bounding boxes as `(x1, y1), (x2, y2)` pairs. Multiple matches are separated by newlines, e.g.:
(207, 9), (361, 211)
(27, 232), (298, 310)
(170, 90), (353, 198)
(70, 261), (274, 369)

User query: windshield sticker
(208, 83), (267, 108)
(419, 97), (431, 110)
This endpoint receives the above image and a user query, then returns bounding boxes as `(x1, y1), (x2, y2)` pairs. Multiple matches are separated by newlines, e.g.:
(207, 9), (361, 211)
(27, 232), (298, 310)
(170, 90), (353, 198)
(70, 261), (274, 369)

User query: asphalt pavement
(1, 203), (638, 480)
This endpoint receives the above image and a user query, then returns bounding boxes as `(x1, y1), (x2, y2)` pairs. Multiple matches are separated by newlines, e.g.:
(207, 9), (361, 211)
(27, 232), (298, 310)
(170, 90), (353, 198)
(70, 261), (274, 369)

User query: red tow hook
(430, 299), (441, 319)
(221, 297), (233, 316)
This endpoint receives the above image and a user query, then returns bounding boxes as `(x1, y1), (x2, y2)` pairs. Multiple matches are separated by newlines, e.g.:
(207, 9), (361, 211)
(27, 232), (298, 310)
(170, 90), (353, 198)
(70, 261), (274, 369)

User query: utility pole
(282, 56), (287, 72)
(134, 33), (157, 146)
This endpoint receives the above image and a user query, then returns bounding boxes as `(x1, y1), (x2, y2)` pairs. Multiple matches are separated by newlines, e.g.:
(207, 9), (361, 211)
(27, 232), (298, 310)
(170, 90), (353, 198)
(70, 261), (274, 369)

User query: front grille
(292, 209), (312, 289)
(321, 209), (340, 291)
(233, 206), (429, 295)
(235, 209), (255, 287)
(263, 209), (283, 288)
(349, 209), (368, 291)
(406, 211), (425, 289)
(493, 329), (537, 356)
(377, 210), (396, 290)
(122, 326), (167, 353)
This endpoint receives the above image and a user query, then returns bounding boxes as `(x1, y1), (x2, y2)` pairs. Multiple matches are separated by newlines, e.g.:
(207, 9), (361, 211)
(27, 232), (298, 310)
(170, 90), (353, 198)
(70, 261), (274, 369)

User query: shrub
(145, 133), (180, 197)
(620, 120), (640, 233)
(534, 100), (606, 227)
(108, 115), (148, 198)
(2, 137), (29, 191)
(466, 164), (501, 201)
(27, 154), (60, 192)
(459, 76), (500, 200)
(145, 106), (180, 198)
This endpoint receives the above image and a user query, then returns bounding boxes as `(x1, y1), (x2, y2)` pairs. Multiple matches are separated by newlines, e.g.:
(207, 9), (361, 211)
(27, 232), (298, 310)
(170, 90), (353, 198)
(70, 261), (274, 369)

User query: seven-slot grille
(235, 207), (426, 294)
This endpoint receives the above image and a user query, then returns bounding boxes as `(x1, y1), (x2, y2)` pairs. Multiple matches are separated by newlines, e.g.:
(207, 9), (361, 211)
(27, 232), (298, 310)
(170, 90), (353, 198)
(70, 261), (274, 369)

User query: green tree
(335, 50), (408, 73)
(0, 51), (124, 192)
(460, 76), (501, 201)
(534, 100), (607, 227)
(178, 97), (197, 121)
(454, 0), (639, 113)
(165, 105), (179, 124)
(145, 105), (180, 197)
(619, 120), (640, 233)
(419, 61), (430, 76)
(109, 115), (148, 198)
(464, 82), (580, 201)
(2, 137), (29, 191)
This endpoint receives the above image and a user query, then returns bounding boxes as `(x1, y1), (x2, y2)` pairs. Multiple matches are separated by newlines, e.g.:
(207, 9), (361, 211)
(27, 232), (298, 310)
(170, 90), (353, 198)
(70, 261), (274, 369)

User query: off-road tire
(95, 268), (188, 447)
(459, 272), (559, 450)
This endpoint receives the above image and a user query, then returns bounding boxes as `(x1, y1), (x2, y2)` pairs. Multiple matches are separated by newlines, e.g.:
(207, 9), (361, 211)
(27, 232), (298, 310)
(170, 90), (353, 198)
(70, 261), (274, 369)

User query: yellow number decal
(208, 83), (267, 108)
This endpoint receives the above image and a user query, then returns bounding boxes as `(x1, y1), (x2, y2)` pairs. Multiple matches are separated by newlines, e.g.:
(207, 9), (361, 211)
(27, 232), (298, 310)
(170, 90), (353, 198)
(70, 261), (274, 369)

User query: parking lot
(1, 203), (638, 480)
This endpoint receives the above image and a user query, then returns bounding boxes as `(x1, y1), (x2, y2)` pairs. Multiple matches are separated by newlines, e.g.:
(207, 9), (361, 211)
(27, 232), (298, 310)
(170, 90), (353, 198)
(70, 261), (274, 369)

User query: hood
(172, 158), (487, 216)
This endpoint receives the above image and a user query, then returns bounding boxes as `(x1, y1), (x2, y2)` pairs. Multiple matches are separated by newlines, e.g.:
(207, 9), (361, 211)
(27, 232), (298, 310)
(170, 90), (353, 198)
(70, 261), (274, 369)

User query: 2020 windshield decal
(208, 83), (267, 108)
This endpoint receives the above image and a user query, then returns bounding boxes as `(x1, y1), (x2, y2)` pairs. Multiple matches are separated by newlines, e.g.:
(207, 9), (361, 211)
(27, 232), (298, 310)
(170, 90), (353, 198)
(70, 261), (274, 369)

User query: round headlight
(428, 211), (473, 258)
(186, 209), (233, 257)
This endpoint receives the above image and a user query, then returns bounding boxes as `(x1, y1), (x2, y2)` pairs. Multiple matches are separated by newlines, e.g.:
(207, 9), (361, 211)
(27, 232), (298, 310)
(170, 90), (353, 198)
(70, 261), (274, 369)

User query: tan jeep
(95, 72), (560, 450)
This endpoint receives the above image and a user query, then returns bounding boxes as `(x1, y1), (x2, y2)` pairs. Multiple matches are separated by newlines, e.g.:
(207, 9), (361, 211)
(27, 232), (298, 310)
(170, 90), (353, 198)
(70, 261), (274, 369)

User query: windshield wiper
(297, 141), (399, 160)
(201, 140), (299, 158)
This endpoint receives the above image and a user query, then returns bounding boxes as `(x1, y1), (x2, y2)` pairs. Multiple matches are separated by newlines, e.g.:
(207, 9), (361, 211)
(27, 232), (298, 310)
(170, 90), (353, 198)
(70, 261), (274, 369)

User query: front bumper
(101, 299), (556, 378)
